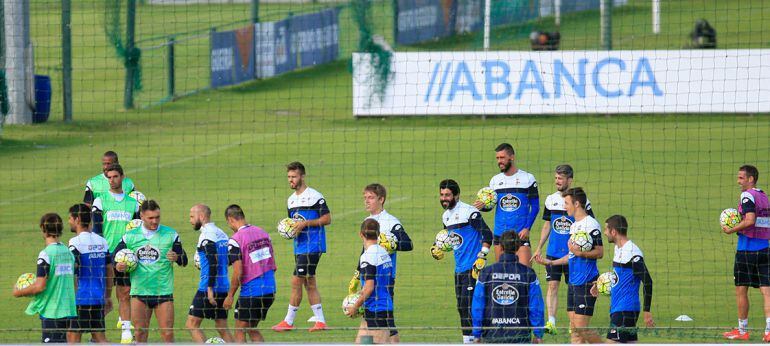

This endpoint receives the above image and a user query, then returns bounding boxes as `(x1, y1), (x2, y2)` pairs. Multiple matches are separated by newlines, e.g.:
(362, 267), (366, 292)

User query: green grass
(2, 0), (770, 342)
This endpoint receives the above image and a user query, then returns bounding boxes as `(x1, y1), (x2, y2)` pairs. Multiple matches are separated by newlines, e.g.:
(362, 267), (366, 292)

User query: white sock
(462, 335), (475, 344)
(121, 320), (132, 331)
(284, 305), (299, 325)
(121, 321), (133, 339)
(739, 319), (748, 334)
(765, 317), (770, 333)
(311, 304), (326, 323)
(548, 316), (556, 325)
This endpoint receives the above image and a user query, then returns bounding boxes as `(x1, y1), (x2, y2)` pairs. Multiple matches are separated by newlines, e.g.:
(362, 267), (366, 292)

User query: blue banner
(291, 8), (340, 68)
(272, 18), (295, 76)
(395, 0), (455, 45)
(210, 26), (255, 88)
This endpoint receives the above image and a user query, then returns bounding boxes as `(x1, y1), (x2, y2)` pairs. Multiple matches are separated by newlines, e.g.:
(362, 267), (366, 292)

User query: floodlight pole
(554, 0), (561, 27)
(600, 0), (612, 50)
(652, 0), (660, 34)
(4, 0), (32, 124)
(123, 0), (136, 110)
(483, 0), (491, 50)
(62, 0), (73, 122)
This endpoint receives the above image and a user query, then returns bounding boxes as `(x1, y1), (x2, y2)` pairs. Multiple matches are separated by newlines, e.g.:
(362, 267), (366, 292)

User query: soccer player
(13, 213), (77, 344)
(534, 187), (603, 344)
(721, 165), (770, 341)
(84, 151), (135, 207)
(114, 200), (188, 343)
(273, 162), (332, 332)
(357, 183), (412, 343)
(67, 204), (113, 343)
(432, 179), (493, 344)
(532, 164), (594, 334)
(223, 205), (277, 343)
(474, 143), (539, 265)
(186, 204), (234, 343)
(344, 219), (394, 344)
(472, 231), (544, 343)
(594, 215), (654, 343)
(91, 163), (138, 343)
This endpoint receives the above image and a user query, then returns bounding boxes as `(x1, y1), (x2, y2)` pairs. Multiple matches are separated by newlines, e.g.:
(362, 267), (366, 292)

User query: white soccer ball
(194, 252), (201, 270)
(114, 249), (139, 273)
(596, 271), (618, 296)
(435, 229), (457, 252)
(570, 231), (593, 252)
(129, 190), (146, 208)
(476, 187), (497, 210)
(342, 292), (363, 318)
(720, 208), (741, 229)
(15, 273), (36, 291)
(205, 337), (226, 344)
(125, 219), (142, 232)
(277, 218), (298, 239)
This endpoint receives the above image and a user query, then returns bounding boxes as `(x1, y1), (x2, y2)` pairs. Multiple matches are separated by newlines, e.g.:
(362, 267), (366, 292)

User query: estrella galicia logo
(491, 283), (519, 305)
(136, 244), (160, 264)
(448, 232), (463, 250)
(499, 194), (521, 212)
(552, 216), (572, 235)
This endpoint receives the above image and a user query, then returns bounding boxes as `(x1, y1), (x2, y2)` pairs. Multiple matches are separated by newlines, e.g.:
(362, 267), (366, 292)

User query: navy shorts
(545, 255), (569, 282)
(607, 311), (639, 343)
(567, 283), (597, 316)
(294, 253), (322, 277)
(493, 234), (530, 247)
(235, 294), (274, 322)
(41, 317), (72, 343)
(734, 248), (770, 288)
(132, 294), (173, 309)
(364, 310), (395, 330)
(189, 291), (228, 320)
(69, 305), (105, 333)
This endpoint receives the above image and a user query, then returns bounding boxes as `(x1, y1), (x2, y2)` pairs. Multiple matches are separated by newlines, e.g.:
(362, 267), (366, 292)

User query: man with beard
(186, 204), (234, 343)
(532, 165), (594, 335)
(84, 151), (136, 207)
(273, 162), (332, 332)
(474, 143), (539, 265)
(432, 179), (493, 344)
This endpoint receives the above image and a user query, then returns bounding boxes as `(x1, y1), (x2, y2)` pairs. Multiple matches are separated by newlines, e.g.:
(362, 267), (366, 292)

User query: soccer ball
(15, 273), (36, 290)
(476, 187), (497, 210)
(596, 271), (618, 296)
(194, 252), (201, 270)
(205, 337), (226, 344)
(435, 229), (456, 252)
(125, 219), (142, 232)
(720, 208), (741, 229)
(277, 218), (298, 240)
(570, 231), (593, 252)
(114, 249), (139, 273)
(129, 190), (146, 208)
(379, 232), (398, 254)
(342, 292), (363, 318)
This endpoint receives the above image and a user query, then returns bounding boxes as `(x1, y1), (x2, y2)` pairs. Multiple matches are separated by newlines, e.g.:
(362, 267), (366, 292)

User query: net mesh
(1, 0), (769, 343)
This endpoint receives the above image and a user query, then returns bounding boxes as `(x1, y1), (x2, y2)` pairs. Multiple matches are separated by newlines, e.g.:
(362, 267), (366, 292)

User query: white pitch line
(334, 196), (410, 219)
(0, 132), (277, 206)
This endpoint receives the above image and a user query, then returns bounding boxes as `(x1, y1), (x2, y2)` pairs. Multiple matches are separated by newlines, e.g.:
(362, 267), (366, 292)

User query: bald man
(186, 204), (234, 343)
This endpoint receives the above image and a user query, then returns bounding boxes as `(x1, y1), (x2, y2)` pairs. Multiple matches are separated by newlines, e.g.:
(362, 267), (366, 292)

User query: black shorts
(734, 248), (770, 288)
(189, 291), (228, 320)
(567, 283), (597, 316)
(114, 267), (130, 286)
(69, 305), (105, 333)
(364, 310), (395, 330)
(607, 311), (639, 343)
(132, 294), (174, 309)
(545, 255), (569, 282)
(493, 234), (530, 247)
(294, 253), (322, 277)
(41, 317), (72, 343)
(235, 294), (274, 322)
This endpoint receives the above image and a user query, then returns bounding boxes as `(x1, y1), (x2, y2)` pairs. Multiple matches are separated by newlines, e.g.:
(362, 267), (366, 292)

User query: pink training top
(739, 188), (770, 240)
(232, 225), (277, 283)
